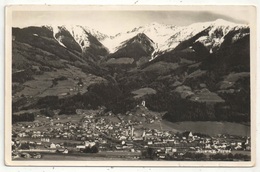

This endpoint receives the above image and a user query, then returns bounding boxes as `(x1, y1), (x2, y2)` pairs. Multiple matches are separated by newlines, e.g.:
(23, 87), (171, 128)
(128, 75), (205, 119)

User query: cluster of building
(11, 106), (251, 160)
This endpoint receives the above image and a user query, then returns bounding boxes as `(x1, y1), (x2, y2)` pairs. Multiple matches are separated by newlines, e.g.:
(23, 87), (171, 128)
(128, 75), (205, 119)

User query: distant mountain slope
(12, 26), (84, 63)
(113, 20), (250, 123)
(12, 26), (108, 113)
(109, 33), (155, 60)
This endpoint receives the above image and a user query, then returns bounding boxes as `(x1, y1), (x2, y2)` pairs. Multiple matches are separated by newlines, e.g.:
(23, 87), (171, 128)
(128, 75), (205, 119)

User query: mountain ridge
(15, 18), (248, 57)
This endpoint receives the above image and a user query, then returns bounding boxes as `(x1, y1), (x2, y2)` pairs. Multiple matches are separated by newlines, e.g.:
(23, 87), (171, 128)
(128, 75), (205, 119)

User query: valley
(11, 18), (251, 161)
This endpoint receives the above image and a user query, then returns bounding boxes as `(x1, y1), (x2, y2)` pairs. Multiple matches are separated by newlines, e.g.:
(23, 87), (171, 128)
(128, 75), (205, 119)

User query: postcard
(5, 5), (256, 166)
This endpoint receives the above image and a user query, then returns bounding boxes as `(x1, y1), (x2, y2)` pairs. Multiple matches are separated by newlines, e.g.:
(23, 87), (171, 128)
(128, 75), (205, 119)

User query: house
(141, 100), (146, 107)
(84, 141), (96, 147)
(63, 148), (69, 154)
(230, 142), (236, 146)
(237, 142), (242, 146)
(157, 152), (166, 159)
(41, 138), (50, 142)
(21, 153), (31, 159)
(126, 143), (133, 148)
(174, 140), (180, 144)
(55, 144), (61, 148)
(50, 143), (56, 149)
(76, 145), (86, 149)
(245, 138), (250, 145)
(205, 143), (211, 149)
(164, 139), (175, 143)
(32, 153), (42, 159)
(55, 135), (61, 138)
(36, 142), (42, 145)
(245, 145), (251, 151)
(18, 132), (27, 137)
(57, 148), (69, 154)
(235, 145), (243, 150)
(165, 147), (173, 153)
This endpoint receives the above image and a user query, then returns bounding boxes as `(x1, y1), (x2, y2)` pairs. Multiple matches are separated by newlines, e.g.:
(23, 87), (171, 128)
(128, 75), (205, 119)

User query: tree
(83, 146), (99, 153)
(20, 142), (30, 150)
(41, 108), (55, 117)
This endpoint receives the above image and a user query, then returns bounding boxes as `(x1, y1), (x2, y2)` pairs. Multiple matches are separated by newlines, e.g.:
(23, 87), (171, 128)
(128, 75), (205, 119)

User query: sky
(12, 7), (252, 36)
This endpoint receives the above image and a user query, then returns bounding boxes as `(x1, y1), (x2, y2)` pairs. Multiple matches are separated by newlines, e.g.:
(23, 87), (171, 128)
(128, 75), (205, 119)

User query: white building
(50, 143), (56, 149)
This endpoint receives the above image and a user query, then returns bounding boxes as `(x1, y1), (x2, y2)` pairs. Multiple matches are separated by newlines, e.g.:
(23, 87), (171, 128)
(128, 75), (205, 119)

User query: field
(133, 120), (250, 137)
(142, 61), (179, 75)
(162, 121), (250, 137)
(219, 72), (250, 90)
(131, 87), (157, 99)
(135, 121), (180, 132)
(13, 64), (106, 98)
(189, 89), (225, 103)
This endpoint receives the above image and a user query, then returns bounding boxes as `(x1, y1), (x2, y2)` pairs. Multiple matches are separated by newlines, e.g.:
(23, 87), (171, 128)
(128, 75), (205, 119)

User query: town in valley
(12, 101), (251, 161)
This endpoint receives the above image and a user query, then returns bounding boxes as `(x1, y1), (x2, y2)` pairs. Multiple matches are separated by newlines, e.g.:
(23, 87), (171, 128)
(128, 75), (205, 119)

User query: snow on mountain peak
(45, 24), (109, 52)
(48, 25), (68, 48)
(44, 19), (249, 57)
(101, 22), (176, 53)
(162, 19), (248, 52)
(213, 19), (235, 26)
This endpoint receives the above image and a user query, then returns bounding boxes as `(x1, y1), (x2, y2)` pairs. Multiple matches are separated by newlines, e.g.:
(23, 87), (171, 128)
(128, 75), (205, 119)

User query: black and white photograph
(5, 5), (256, 166)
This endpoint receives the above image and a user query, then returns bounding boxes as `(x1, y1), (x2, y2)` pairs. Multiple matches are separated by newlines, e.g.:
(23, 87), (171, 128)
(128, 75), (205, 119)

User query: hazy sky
(12, 8), (251, 36)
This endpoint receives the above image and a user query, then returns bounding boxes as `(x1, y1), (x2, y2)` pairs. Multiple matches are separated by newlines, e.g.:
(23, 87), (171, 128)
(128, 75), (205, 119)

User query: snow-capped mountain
(47, 25), (106, 49)
(101, 19), (249, 56)
(80, 26), (109, 41)
(164, 19), (249, 53)
(101, 22), (177, 53)
(47, 25), (109, 58)
(23, 19), (249, 62)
